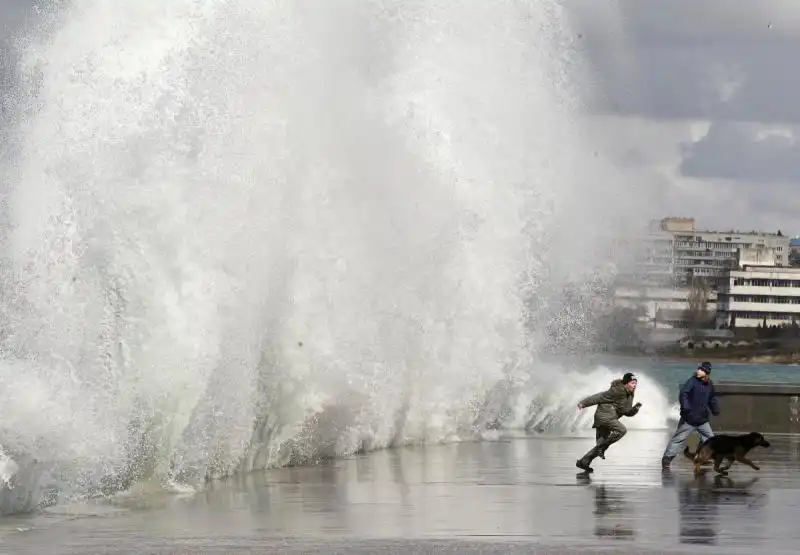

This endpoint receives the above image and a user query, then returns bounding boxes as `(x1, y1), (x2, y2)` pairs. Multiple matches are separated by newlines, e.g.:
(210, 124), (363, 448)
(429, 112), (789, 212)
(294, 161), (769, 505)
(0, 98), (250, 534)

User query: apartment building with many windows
(716, 265), (800, 328)
(672, 228), (788, 287)
(620, 217), (790, 289)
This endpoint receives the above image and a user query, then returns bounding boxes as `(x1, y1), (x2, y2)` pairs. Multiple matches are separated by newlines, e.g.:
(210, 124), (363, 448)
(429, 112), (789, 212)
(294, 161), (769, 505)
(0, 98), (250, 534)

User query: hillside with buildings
(601, 217), (800, 363)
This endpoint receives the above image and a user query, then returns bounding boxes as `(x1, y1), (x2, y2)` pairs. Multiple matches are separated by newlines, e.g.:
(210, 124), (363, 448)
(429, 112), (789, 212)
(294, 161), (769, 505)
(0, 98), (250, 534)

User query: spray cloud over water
(0, 0), (668, 513)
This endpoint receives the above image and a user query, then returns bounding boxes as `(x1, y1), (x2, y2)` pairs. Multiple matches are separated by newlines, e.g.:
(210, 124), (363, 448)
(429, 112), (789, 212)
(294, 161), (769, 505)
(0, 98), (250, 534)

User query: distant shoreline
(607, 349), (800, 366)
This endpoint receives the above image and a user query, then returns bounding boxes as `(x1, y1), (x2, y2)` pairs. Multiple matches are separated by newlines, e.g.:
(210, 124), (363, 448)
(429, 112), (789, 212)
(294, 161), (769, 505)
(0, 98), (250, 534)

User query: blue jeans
(662, 418), (714, 459)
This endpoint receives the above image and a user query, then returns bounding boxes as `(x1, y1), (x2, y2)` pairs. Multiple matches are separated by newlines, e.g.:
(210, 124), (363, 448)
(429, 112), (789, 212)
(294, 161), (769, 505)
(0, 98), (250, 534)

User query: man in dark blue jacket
(661, 361), (720, 470)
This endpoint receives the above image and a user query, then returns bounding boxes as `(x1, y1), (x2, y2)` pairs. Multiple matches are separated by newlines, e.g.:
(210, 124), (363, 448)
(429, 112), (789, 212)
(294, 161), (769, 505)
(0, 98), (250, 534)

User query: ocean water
(0, 352), (793, 516)
(607, 358), (800, 390)
(0, 0), (662, 515)
(0, 0), (775, 520)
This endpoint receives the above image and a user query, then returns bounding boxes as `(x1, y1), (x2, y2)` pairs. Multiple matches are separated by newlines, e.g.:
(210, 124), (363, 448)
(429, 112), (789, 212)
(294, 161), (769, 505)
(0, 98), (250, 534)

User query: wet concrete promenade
(3, 429), (800, 553)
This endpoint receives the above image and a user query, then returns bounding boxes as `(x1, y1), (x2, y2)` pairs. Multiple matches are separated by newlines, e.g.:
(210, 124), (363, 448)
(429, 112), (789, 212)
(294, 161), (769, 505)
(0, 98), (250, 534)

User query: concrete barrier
(709, 382), (800, 434)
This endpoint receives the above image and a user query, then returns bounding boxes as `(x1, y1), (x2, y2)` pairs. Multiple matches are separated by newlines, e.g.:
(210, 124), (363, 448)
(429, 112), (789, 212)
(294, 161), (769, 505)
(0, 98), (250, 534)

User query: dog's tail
(683, 445), (697, 461)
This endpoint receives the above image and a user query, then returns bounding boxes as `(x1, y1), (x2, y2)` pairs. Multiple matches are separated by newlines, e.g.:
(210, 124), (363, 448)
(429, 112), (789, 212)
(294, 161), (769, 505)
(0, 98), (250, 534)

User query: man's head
(696, 361), (712, 382)
(621, 372), (638, 392)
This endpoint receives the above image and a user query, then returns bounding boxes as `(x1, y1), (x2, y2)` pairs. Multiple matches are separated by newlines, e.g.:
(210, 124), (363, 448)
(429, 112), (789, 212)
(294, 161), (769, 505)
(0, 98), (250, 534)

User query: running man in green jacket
(576, 372), (642, 473)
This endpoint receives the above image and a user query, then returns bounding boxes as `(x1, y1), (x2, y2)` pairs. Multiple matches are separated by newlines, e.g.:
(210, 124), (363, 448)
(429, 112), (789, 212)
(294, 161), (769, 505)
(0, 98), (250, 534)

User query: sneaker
(661, 456), (673, 470)
(576, 459), (594, 473)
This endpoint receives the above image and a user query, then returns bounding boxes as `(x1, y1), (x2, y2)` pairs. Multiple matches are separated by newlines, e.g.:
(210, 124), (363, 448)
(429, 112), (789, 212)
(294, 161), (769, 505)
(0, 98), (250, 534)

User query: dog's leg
(694, 445), (713, 474)
(713, 455), (728, 475)
(719, 457), (734, 472)
(735, 453), (760, 471)
(694, 454), (706, 475)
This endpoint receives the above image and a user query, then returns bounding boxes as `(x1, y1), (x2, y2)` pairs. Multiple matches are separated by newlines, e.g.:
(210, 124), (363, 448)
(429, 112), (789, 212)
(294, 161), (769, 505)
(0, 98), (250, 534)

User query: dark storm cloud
(680, 122), (800, 183)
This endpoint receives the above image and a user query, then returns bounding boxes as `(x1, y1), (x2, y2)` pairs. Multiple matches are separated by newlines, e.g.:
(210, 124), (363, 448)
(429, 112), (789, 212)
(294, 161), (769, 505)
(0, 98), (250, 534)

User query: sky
(565, 0), (800, 236)
(1, 0), (798, 236)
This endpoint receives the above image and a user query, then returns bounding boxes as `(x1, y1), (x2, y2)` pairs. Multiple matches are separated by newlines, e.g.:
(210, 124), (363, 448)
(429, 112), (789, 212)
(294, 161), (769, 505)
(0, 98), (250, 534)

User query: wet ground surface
(2, 429), (800, 554)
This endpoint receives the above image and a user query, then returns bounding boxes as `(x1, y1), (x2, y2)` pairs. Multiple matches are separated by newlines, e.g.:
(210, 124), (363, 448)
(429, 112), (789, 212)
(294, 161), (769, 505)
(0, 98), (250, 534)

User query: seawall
(711, 382), (800, 434)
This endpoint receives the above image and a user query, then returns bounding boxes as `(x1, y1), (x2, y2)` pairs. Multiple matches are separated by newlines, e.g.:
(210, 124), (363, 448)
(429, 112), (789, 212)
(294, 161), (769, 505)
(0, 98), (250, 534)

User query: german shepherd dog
(683, 432), (771, 475)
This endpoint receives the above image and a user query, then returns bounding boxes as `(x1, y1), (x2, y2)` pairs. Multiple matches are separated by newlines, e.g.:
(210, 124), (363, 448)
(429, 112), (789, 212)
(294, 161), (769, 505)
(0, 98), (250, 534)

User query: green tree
(684, 275), (711, 337)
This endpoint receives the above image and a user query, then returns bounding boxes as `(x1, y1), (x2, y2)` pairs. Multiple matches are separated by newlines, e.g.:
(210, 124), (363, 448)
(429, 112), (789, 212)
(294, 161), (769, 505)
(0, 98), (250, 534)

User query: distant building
(619, 229), (675, 287)
(614, 286), (717, 329)
(660, 217), (695, 233)
(790, 237), (800, 266)
(716, 265), (800, 328)
(621, 217), (790, 290)
(739, 246), (781, 267)
(672, 221), (789, 286)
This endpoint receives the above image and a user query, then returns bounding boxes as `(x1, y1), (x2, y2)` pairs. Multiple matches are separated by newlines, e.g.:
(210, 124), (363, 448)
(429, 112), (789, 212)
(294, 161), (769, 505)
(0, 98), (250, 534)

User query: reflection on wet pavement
(3, 429), (800, 554)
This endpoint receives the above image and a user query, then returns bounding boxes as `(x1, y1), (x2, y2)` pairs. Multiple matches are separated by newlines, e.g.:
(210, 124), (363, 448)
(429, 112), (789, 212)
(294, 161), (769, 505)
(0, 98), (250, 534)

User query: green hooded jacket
(579, 379), (639, 428)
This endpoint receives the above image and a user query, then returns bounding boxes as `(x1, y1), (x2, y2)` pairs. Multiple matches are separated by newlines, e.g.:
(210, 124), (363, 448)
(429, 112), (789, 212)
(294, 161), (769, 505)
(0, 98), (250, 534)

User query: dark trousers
(579, 419), (627, 463)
